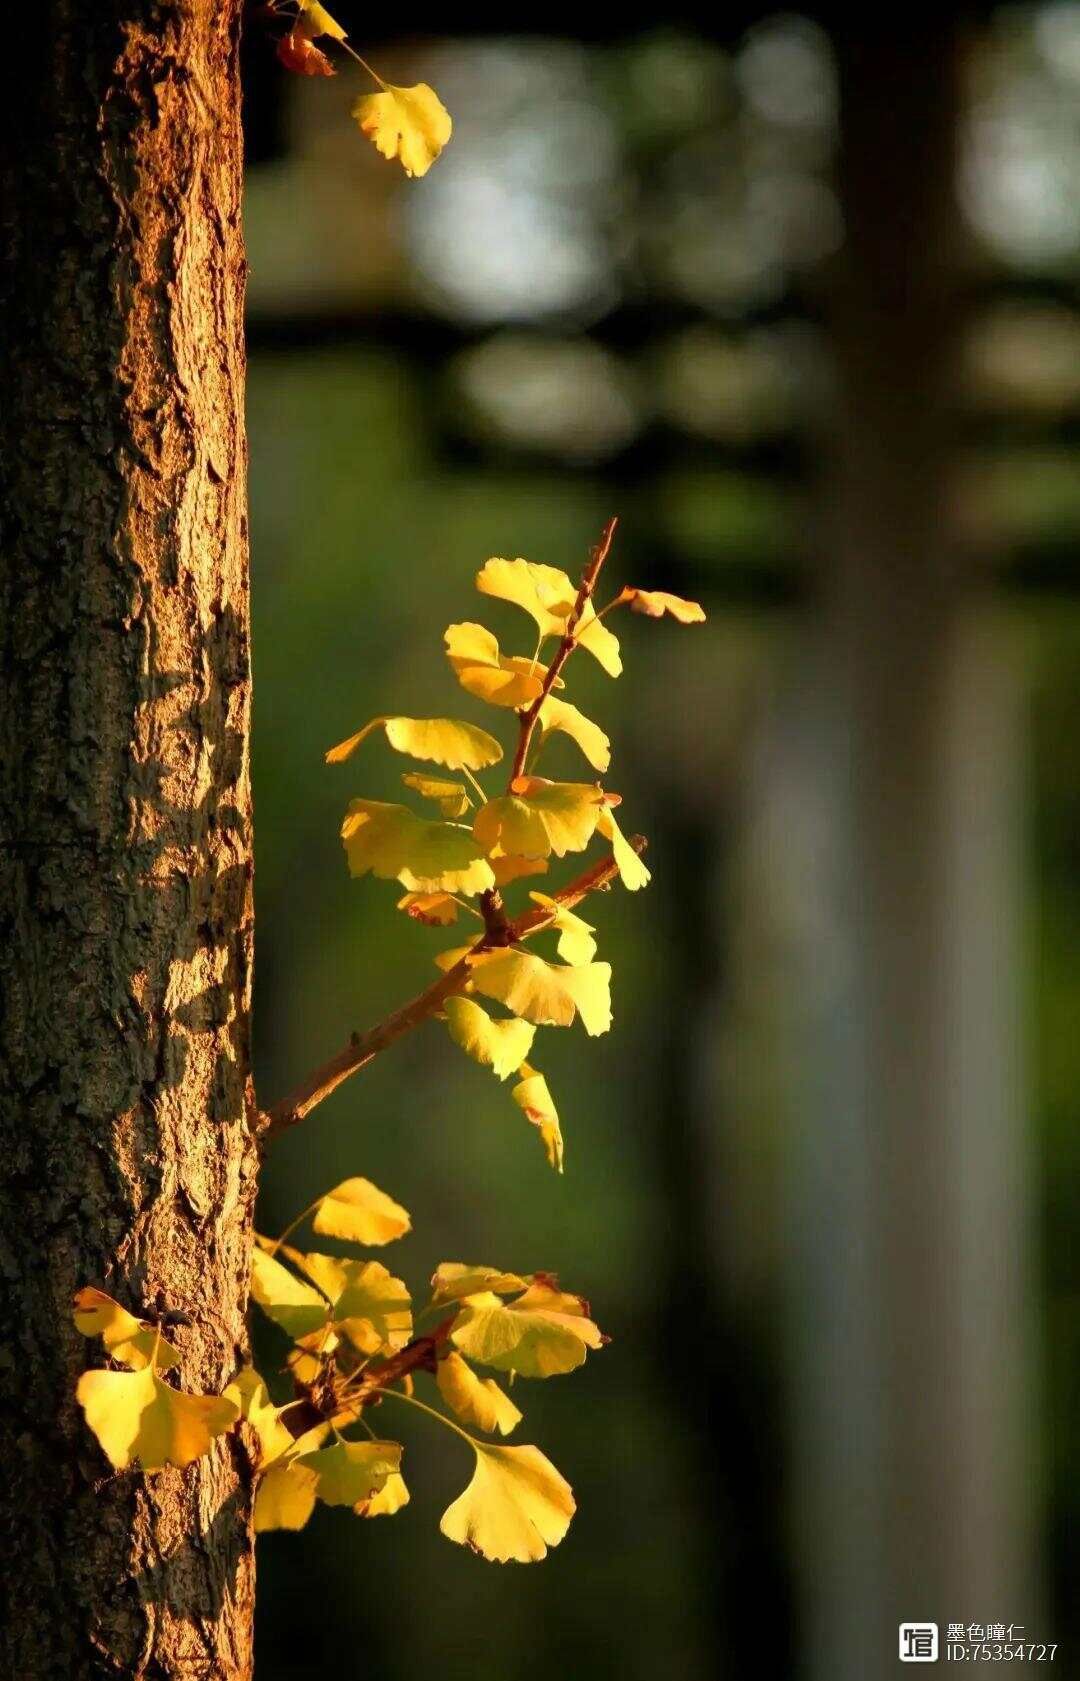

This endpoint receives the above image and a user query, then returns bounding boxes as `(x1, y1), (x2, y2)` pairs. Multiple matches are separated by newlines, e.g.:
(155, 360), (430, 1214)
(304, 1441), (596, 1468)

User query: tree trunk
(0, 4), (257, 1676)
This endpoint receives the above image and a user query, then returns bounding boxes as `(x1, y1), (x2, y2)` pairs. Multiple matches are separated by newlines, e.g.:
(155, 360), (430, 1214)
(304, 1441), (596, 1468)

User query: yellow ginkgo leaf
(223, 1368), (296, 1467)
(285, 1325), (339, 1387)
(429, 1263), (531, 1309)
(298, 1255), (413, 1355)
(474, 778), (606, 860)
(312, 1177), (412, 1247)
(491, 853), (549, 887)
(250, 1244), (330, 1339)
(353, 82), (451, 178)
(297, 0), (347, 39)
(298, 1439), (403, 1508)
(440, 1441), (575, 1563)
(468, 949), (612, 1036)
(528, 893), (596, 964)
(401, 772), (472, 819)
(76, 1364), (239, 1472)
(398, 889), (460, 925)
(359, 1469), (410, 1517)
(342, 800), (494, 895)
(326, 716), (501, 772)
(444, 623), (557, 709)
(444, 996), (536, 1081)
(536, 696), (611, 774)
(254, 1458), (320, 1533)
(597, 805), (650, 891)
(475, 559), (620, 675)
(72, 1288), (180, 1372)
(623, 587), (706, 623)
(511, 1065), (564, 1172)
(450, 1282), (603, 1378)
(437, 1351), (522, 1436)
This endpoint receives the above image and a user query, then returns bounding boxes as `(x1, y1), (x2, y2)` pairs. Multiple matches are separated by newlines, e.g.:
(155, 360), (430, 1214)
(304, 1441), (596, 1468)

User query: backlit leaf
(250, 1244), (330, 1339)
(223, 1368), (296, 1467)
(298, 1439), (403, 1508)
(450, 1282), (603, 1378)
(598, 806), (651, 891)
(312, 1177), (412, 1247)
(474, 778), (606, 860)
(511, 1065), (564, 1172)
(397, 889), (459, 925)
(359, 1469), (410, 1517)
(76, 1365), (238, 1472)
(440, 1442), (575, 1562)
(401, 772), (472, 819)
(444, 623), (557, 708)
(623, 587), (706, 623)
(528, 893), (596, 964)
(297, 0), (347, 38)
(536, 697), (610, 773)
(353, 83), (451, 178)
(298, 1255), (413, 1355)
(254, 1459), (320, 1532)
(437, 1351), (522, 1436)
(429, 1264), (530, 1309)
(474, 559), (621, 676)
(468, 949), (612, 1035)
(72, 1288), (180, 1372)
(444, 996), (536, 1081)
(342, 800), (494, 895)
(327, 716), (501, 772)
(491, 853), (549, 887)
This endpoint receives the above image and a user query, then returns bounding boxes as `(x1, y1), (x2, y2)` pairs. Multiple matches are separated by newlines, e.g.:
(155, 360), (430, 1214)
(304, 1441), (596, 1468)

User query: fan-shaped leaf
(536, 697), (611, 773)
(474, 778), (606, 860)
(401, 772), (472, 819)
(327, 716), (501, 771)
(250, 1244), (330, 1339)
(474, 559), (620, 675)
(429, 1264), (531, 1309)
(297, 0), (347, 38)
(623, 587), (705, 623)
(298, 1439), (403, 1508)
(440, 1442), (575, 1562)
(436, 1351), (522, 1436)
(528, 893), (596, 964)
(353, 83), (451, 178)
(444, 623), (558, 708)
(598, 805), (651, 891)
(444, 996), (536, 1081)
(359, 1469), (410, 1517)
(76, 1365), (238, 1472)
(298, 1255), (413, 1355)
(450, 1282), (603, 1378)
(254, 1459), (320, 1532)
(312, 1177), (412, 1247)
(342, 800), (494, 895)
(72, 1288), (180, 1372)
(468, 949), (612, 1035)
(511, 1065), (564, 1172)
(223, 1368), (296, 1467)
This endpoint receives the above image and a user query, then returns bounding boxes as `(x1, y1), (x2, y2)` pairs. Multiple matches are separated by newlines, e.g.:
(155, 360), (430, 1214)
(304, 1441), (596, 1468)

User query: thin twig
(508, 516), (619, 784)
(260, 834), (646, 1140)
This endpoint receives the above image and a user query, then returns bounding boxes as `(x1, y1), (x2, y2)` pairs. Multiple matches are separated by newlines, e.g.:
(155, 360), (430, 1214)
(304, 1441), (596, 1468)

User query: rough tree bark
(0, 4), (257, 1676)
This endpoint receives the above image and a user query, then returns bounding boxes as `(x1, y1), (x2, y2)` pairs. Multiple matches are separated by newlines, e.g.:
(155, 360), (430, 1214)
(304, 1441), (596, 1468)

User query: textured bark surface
(0, 4), (257, 1676)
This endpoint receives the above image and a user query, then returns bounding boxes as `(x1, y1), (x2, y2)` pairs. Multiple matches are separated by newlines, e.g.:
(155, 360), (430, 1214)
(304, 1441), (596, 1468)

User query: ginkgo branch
(508, 516), (619, 784)
(261, 835), (646, 1140)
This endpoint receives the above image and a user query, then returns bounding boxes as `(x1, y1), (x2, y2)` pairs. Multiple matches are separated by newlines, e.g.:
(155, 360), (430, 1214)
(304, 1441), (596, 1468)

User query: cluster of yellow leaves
(275, 2), (452, 178)
(328, 548), (703, 1169)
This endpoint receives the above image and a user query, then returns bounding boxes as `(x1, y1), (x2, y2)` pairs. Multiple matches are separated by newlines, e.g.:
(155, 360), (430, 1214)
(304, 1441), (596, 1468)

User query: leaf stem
(340, 40), (388, 88)
(374, 1384), (477, 1448)
(462, 766), (489, 805)
(266, 1199), (321, 1256)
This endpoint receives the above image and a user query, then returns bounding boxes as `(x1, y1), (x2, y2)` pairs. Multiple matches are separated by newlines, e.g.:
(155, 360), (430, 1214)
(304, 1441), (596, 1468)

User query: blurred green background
(242, 10), (1080, 1678)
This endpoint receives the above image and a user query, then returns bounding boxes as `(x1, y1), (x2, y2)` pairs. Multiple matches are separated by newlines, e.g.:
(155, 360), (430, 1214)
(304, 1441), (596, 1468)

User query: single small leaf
(297, 0), (347, 38)
(342, 800), (494, 895)
(623, 587), (706, 623)
(223, 1368), (296, 1467)
(468, 949), (612, 1035)
(528, 893), (597, 964)
(276, 31), (335, 75)
(437, 1351), (522, 1436)
(353, 83), (452, 178)
(511, 1065), (564, 1172)
(474, 778), (606, 860)
(326, 716), (501, 772)
(72, 1288), (180, 1372)
(597, 806), (650, 891)
(429, 1264), (531, 1309)
(474, 558), (620, 675)
(298, 1255), (413, 1355)
(359, 1469), (410, 1517)
(401, 772), (472, 819)
(398, 889), (460, 925)
(298, 1438), (403, 1508)
(440, 1441), (575, 1563)
(76, 1365), (238, 1472)
(450, 1282), (603, 1379)
(444, 623), (558, 709)
(444, 997), (536, 1081)
(491, 853), (549, 887)
(254, 1459), (320, 1532)
(250, 1244), (331, 1339)
(536, 697), (611, 773)
(312, 1177), (412, 1247)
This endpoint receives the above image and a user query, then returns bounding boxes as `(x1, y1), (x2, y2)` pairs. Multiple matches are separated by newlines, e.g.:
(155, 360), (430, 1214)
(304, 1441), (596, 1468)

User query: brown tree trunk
(0, 4), (257, 1676)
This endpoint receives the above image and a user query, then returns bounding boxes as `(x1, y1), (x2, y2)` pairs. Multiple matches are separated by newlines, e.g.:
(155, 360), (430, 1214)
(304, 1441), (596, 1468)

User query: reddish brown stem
(261, 834), (646, 1139)
(508, 515), (619, 784)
